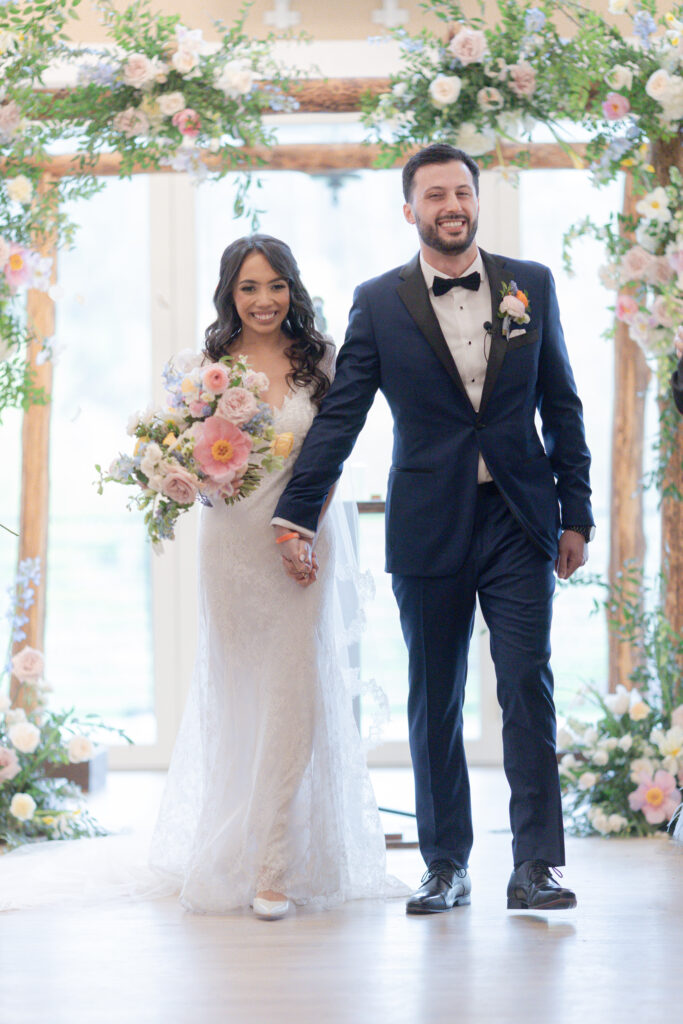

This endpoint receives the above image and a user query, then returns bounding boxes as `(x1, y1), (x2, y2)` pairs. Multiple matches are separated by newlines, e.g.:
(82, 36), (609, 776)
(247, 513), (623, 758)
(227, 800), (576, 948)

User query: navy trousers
(392, 484), (565, 870)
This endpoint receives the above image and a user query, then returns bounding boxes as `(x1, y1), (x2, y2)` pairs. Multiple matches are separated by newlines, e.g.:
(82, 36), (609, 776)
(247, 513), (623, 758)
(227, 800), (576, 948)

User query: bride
(148, 234), (389, 918)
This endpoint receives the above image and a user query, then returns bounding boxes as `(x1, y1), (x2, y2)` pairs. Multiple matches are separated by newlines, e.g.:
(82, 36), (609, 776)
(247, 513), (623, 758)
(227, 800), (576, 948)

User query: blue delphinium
(633, 10), (657, 49)
(524, 8), (546, 33)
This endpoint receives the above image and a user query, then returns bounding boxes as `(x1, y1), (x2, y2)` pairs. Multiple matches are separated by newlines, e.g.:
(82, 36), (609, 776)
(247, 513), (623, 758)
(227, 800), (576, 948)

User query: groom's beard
(415, 213), (479, 256)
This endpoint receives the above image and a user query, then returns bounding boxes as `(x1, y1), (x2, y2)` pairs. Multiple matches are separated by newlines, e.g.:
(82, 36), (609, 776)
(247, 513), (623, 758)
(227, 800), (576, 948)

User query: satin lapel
(396, 254), (470, 405)
(478, 250), (508, 421)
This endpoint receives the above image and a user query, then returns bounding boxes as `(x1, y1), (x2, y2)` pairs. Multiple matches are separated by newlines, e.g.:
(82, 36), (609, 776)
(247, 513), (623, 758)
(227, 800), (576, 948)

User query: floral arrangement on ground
(559, 566), (683, 836)
(0, 558), (130, 849)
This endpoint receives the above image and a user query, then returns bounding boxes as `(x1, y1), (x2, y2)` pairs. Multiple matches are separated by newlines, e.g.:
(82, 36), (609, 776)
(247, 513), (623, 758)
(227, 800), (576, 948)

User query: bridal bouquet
(98, 350), (292, 545)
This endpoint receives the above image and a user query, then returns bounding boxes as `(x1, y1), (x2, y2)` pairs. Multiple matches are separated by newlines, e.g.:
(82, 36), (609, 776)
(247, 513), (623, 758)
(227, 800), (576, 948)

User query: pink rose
(647, 256), (675, 287)
(112, 107), (150, 138)
(11, 646), (44, 683)
(508, 62), (536, 98)
(216, 386), (259, 426)
(0, 101), (21, 140)
(0, 746), (20, 783)
(615, 293), (639, 324)
(602, 92), (630, 120)
(193, 416), (252, 483)
(619, 245), (654, 283)
(172, 108), (201, 137)
(161, 466), (199, 505)
(500, 294), (527, 320)
(448, 27), (487, 66)
(243, 370), (270, 394)
(201, 363), (231, 394)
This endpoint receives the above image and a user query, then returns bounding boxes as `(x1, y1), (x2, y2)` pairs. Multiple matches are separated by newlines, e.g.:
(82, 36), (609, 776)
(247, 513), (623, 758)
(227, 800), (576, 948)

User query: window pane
(45, 177), (155, 743)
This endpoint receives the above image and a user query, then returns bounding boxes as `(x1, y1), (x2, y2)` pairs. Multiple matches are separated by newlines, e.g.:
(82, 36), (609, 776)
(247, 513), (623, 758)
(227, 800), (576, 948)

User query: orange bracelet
(276, 531), (300, 545)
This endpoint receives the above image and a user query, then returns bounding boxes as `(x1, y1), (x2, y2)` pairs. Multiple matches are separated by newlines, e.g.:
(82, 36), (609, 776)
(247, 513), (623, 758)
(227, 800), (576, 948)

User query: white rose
(646, 68), (671, 102)
(428, 75), (462, 108)
(592, 810), (610, 833)
(618, 734), (633, 751)
(607, 814), (628, 833)
(5, 707), (26, 725)
(68, 735), (94, 763)
(608, 0), (628, 12)
(578, 771), (598, 790)
(593, 749), (609, 766)
(606, 65), (633, 91)
(601, 737), (619, 751)
(500, 294), (528, 320)
(10, 793), (36, 822)
(215, 63), (255, 98)
(659, 79), (683, 122)
(9, 721), (41, 754)
(583, 727), (599, 745)
(605, 687), (630, 715)
(559, 753), (578, 774)
(158, 91), (186, 116)
(122, 52), (155, 89)
(6, 175), (33, 204)
(172, 46), (198, 76)
(392, 82), (408, 98)
(448, 27), (487, 66)
(455, 122), (495, 156)
(630, 756), (655, 782)
(556, 727), (574, 750)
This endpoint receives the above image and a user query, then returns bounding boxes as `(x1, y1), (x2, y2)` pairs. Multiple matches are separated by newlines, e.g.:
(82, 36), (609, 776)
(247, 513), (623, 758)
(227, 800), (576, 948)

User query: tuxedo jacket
(673, 357), (683, 414)
(274, 249), (594, 577)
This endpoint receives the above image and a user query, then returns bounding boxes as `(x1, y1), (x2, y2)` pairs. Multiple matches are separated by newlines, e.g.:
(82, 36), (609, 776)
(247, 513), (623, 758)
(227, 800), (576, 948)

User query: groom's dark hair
(402, 144), (480, 201)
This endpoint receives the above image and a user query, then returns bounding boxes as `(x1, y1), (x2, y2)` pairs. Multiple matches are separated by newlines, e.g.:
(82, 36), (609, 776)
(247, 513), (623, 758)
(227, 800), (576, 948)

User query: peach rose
(448, 27), (487, 66)
(0, 746), (20, 782)
(216, 386), (259, 426)
(171, 46), (198, 76)
(68, 735), (95, 763)
(172, 108), (201, 137)
(122, 53), (155, 89)
(619, 245), (654, 283)
(428, 75), (462, 108)
(508, 62), (536, 98)
(161, 466), (200, 505)
(11, 646), (44, 683)
(201, 363), (231, 394)
(9, 721), (41, 754)
(10, 793), (36, 822)
(112, 107), (150, 138)
(158, 91), (186, 117)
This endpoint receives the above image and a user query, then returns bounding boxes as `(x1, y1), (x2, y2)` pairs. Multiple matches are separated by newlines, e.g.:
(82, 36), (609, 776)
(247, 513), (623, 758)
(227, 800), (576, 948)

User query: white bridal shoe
(252, 895), (290, 920)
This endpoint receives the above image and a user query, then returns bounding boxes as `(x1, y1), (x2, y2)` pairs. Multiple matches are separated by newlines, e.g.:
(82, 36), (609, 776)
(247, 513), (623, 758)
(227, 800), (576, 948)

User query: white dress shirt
(420, 250), (493, 483)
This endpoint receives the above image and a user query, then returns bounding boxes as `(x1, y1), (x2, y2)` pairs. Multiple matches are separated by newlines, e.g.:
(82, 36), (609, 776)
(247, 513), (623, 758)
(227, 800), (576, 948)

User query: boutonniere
(498, 280), (530, 338)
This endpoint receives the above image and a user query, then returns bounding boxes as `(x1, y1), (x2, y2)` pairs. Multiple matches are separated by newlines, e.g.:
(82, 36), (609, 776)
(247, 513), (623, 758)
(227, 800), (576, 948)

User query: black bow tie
(432, 271), (481, 296)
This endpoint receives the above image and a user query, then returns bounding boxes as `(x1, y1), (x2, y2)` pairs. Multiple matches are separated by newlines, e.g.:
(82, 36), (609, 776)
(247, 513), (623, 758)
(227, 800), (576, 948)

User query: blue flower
(633, 11), (657, 48)
(524, 8), (546, 33)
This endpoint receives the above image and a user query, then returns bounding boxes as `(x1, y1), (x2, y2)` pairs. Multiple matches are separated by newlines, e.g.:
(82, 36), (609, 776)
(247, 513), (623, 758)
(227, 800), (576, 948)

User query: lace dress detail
(148, 385), (388, 911)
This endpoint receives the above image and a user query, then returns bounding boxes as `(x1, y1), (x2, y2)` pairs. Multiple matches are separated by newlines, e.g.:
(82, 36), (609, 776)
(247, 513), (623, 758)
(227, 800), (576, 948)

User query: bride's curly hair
(204, 234), (331, 405)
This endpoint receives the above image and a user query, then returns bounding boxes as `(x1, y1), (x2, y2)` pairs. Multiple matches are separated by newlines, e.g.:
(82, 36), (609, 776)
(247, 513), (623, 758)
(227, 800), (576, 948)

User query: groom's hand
(556, 530), (588, 580)
(274, 526), (316, 586)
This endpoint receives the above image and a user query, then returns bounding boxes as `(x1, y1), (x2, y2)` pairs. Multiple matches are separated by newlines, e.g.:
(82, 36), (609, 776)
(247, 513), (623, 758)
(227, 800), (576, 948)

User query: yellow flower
(162, 432), (177, 447)
(43, 816), (55, 825)
(271, 432), (294, 457)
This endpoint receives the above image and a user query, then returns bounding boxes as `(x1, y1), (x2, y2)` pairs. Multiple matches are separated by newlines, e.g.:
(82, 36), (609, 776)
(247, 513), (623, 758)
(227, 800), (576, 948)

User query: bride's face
(232, 252), (291, 337)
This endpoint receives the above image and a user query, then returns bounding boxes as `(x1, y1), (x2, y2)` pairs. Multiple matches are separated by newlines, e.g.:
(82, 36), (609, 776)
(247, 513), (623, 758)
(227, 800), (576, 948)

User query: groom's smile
(403, 159), (480, 268)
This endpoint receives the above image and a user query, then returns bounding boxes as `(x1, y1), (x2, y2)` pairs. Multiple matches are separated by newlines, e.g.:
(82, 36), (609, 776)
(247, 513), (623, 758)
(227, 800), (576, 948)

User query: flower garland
(0, 0), (297, 419)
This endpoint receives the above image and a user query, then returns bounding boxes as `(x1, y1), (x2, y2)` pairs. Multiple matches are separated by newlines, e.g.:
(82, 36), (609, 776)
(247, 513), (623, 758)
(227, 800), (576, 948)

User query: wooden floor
(1, 768), (681, 1024)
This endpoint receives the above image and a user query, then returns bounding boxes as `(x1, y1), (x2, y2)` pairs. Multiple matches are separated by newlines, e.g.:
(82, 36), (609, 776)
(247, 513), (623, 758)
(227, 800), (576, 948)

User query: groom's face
(403, 160), (479, 257)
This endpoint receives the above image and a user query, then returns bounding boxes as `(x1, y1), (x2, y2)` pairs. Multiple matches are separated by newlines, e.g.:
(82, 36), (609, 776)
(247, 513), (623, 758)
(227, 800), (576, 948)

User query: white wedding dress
(148, 381), (389, 911)
(0, 379), (396, 913)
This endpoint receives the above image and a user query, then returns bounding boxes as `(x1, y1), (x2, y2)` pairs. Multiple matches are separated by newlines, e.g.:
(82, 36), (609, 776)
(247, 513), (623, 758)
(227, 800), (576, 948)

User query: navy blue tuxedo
(274, 249), (594, 871)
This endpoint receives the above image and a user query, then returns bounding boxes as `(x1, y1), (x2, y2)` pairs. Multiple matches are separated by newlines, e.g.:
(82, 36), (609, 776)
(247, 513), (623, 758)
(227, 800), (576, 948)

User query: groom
(272, 143), (594, 912)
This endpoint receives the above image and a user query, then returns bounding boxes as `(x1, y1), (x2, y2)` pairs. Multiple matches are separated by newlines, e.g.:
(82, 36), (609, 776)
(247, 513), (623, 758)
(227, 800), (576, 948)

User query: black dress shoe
(406, 860), (471, 914)
(507, 860), (577, 910)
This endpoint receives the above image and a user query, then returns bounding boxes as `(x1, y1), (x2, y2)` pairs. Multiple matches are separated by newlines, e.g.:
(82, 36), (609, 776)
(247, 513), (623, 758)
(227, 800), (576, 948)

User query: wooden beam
(12, 177), (57, 707)
(9, 141), (589, 178)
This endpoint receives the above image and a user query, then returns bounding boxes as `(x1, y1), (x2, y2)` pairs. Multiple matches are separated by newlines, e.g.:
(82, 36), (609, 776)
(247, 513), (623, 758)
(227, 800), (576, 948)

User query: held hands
(556, 530), (588, 580)
(275, 529), (317, 587)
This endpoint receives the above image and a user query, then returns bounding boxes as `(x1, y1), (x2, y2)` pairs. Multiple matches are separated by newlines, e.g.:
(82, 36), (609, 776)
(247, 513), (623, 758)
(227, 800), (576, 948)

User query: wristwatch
(562, 524), (596, 542)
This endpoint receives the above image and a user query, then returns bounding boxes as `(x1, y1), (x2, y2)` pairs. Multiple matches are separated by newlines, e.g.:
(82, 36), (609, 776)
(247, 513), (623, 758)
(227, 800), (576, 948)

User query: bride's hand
(282, 550), (319, 587)
(278, 535), (316, 585)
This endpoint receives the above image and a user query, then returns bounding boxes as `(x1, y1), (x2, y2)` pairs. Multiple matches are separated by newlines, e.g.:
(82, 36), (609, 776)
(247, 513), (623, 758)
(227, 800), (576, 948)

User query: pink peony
(216, 386), (259, 426)
(508, 62), (536, 98)
(201, 363), (231, 395)
(4, 243), (31, 289)
(628, 769), (681, 824)
(0, 746), (20, 783)
(615, 293), (639, 324)
(161, 466), (200, 505)
(172, 108), (201, 137)
(448, 27), (487, 65)
(602, 91), (630, 120)
(193, 416), (251, 483)
(11, 646), (44, 683)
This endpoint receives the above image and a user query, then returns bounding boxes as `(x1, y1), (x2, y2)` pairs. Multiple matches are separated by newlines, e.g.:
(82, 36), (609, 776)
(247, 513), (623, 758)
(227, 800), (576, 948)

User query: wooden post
(651, 138), (683, 642)
(11, 175), (57, 704)
(608, 173), (650, 691)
